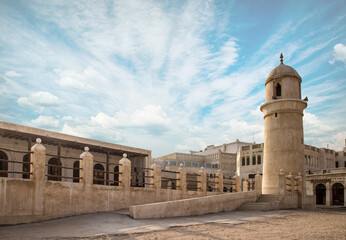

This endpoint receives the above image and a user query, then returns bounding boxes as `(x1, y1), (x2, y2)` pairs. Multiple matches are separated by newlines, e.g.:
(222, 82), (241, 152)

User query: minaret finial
(280, 53), (283, 64)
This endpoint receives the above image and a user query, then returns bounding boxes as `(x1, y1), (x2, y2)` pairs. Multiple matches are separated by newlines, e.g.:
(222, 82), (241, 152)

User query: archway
(93, 164), (104, 185)
(332, 183), (344, 206)
(48, 158), (62, 181)
(315, 184), (326, 205)
(0, 151), (8, 177)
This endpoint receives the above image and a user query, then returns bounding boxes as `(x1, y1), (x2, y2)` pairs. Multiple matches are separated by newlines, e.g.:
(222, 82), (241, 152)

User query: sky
(0, 0), (345, 157)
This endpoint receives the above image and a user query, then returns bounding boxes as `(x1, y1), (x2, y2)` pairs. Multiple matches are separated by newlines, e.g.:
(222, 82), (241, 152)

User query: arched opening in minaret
(276, 83), (281, 97)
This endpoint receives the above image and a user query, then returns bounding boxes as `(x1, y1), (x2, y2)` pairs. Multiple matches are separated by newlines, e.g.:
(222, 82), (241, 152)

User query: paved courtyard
(0, 208), (345, 239)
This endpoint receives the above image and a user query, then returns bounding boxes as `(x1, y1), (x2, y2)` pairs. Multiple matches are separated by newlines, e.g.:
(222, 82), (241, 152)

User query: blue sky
(0, 0), (345, 157)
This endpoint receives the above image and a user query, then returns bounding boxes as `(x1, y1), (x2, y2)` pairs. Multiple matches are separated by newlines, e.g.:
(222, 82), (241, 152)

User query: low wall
(0, 140), (260, 224)
(130, 190), (260, 219)
(0, 177), (223, 225)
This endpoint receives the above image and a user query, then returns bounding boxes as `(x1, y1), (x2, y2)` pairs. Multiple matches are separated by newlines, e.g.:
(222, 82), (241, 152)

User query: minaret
(260, 54), (307, 195)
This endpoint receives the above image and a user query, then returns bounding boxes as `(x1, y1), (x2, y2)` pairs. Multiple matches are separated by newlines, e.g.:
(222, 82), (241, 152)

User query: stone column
(325, 182), (331, 206)
(233, 175), (241, 192)
(178, 164), (187, 193)
(243, 179), (249, 192)
(215, 170), (223, 193)
(151, 163), (161, 201)
(30, 138), (46, 215)
(255, 171), (262, 193)
(151, 163), (162, 187)
(119, 154), (131, 189)
(80, 147), (93, 185)
(198, 167), (207, 194)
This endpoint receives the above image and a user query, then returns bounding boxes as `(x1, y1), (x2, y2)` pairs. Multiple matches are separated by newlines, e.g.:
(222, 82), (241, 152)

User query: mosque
(0, 55), (345, 224)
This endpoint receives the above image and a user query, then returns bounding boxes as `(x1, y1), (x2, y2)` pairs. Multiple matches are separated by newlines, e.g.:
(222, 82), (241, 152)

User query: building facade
(0, 121), (151, 186)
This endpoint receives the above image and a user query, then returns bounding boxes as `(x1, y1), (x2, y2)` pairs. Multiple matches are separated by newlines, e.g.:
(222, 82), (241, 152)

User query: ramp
(130, 191), (260, 219)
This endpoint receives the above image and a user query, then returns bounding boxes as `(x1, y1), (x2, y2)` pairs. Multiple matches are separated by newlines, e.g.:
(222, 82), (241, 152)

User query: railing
(46, 153), (82, 160)
(46, 162), (83, 182)
(186, 173), (200, 191)
(0, 147), (33, 179)
(223, 176), (234, 192)
(207, 175), (218, 192)
(131, 166), (153, 187)
(93, 160), (122, 186)
(161, 169), (179, 189)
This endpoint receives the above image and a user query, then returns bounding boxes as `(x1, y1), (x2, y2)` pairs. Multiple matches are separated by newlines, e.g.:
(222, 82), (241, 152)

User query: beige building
(0, 121), (151, 187)
(157, 139), (250, 177)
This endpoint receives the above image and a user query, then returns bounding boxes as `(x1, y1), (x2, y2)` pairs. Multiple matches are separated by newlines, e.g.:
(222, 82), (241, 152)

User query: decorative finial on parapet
(123, 153), (127, 158)
(280, 53), (284, 64)
(36, 138), (42, 144)
(84, 147), (89, 152)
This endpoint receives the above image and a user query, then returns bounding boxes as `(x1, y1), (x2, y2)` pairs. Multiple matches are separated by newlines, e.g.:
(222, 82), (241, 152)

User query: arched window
(93, 164), (104, 185)
(242, 157), (245, 166)
(48, 158), (62, 181)
(246, 157), (250, 165)
(114, 166), (119, 186)
(257, 155), (261, 165)
(23, 154), (30, 179)
(276, 83), (281, 97)
(252, 156), (256, 165)
(0, 151), (8, 177)
(73, 161), (79, 183)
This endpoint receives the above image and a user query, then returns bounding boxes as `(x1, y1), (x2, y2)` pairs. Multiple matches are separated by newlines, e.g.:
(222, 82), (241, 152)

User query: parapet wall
(0, 139), (236, 225)
(130, 191), (261, 219)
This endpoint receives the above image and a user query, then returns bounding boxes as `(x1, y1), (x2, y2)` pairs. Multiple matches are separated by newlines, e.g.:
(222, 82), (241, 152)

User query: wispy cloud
(0, 0), (345, 155)
(4, 71), (22, 77)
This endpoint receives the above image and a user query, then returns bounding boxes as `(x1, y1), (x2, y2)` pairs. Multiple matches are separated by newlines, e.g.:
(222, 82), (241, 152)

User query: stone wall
(0, 139), (235, 225)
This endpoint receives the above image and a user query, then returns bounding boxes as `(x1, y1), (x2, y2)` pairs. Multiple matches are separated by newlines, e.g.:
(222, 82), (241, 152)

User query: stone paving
(0, 208), (345, 239)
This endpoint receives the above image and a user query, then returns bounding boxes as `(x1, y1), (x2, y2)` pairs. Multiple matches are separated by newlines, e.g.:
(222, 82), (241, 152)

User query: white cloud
(304, 112), (334, 135)
(55, 67), (107, 91)
(303, 112), (346, 151)
(4, 71), (22, 77)
(62, 105), (170, 140)
(175, 144), (192, 151)
(17, 91), (61, 108)
(329, 43), (346, 65)
(27, 115), (59, 129)
(329, 131), (346, 151)
(220, 119), (264, 143)
(131, 105), (169, 127)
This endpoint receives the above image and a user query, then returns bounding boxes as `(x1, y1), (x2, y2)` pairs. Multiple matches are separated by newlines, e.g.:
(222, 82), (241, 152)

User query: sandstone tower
(260, 54), (307, 195)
